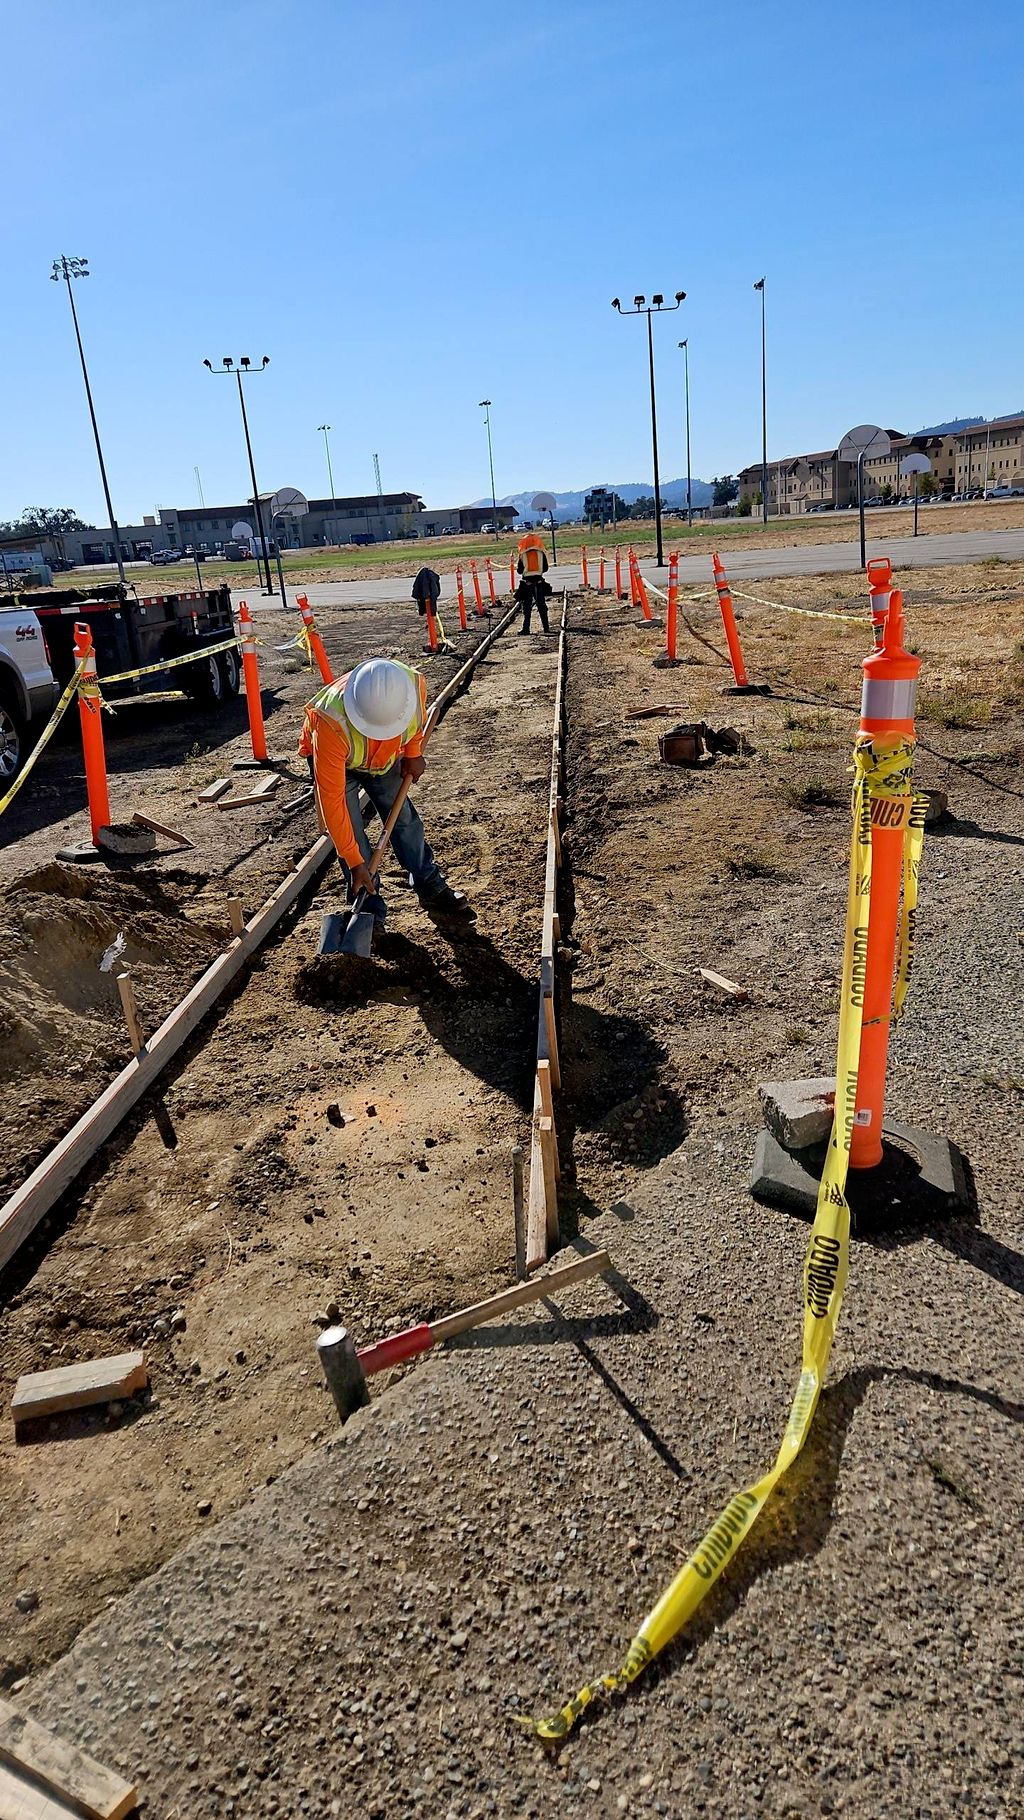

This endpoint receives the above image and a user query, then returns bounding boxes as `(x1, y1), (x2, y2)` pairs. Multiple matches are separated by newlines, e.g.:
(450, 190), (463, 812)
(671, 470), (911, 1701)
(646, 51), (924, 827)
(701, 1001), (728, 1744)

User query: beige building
(954, 415), (1024, 492)
(860, 432), (956, 499)
(739, 427), (961, 514)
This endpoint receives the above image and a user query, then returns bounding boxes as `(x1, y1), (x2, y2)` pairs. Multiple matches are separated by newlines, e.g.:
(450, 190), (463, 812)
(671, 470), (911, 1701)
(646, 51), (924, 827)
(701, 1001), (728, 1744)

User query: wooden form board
(0, 604), (522, 1282)
(197, 777), (230, 803)
(0, 1700), (136, 1819)
(217, 772), (280, 810)
(0, 835), (335, 1274)
(526, 592), (569, 1274)
(12, 1352), (147, 1425)
(130, 811), (193, 849)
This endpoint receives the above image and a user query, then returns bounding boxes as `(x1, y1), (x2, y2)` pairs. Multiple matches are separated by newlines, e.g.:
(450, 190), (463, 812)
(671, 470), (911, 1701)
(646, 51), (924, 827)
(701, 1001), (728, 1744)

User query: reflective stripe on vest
(860, 676), (918, 722)
(308, 665), (423, 770)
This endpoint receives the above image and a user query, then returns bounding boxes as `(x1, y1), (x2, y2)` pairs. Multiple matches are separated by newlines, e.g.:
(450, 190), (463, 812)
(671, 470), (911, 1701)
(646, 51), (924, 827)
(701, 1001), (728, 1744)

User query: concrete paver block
(758, 1076), (836, 1152)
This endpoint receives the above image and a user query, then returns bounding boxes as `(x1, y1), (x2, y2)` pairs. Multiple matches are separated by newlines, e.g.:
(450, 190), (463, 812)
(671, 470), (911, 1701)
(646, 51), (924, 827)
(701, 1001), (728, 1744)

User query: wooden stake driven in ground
(0, 1698), (136, 1819)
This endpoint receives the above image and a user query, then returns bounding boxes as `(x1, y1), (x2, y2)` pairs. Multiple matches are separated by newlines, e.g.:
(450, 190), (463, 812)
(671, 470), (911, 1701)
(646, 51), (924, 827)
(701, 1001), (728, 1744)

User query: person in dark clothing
(516, 533), (552, 634)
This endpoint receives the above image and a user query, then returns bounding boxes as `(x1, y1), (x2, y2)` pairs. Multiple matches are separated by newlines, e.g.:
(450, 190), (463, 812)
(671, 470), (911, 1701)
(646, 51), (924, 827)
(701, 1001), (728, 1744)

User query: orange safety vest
(298, 665), (428, 866)
(518, 535), (547, 577)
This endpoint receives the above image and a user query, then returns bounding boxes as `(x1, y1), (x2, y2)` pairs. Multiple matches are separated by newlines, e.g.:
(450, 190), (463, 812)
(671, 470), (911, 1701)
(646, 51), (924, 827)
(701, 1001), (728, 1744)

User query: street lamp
(678, 340), (693, 528)
(203, 356), (273, 593)
(611, 290), (685, 565)
(754, 278), (768, 525)
(50, 255), (126, 586)
(318, 423), (337, 543)
(479, 400), (498, 540)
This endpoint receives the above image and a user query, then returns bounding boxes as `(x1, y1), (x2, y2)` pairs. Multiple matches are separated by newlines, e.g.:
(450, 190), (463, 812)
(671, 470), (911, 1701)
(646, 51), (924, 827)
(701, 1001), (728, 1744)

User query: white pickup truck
(0, 604), (58, 783)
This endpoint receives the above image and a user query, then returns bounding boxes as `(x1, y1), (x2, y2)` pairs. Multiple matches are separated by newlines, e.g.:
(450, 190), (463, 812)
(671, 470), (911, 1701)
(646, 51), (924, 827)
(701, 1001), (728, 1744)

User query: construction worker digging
(299, 658), (475, 948)
(516, 532), (554, 635)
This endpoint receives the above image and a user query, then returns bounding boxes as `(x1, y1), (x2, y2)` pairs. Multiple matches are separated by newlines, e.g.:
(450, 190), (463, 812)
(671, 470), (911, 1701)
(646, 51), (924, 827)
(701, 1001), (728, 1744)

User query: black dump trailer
(29, 581), (241, 708)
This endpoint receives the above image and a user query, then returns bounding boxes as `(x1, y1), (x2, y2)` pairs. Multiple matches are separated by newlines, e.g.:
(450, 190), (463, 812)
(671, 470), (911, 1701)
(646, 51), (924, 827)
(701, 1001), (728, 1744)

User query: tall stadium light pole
(611, 291), (685, 566)
(203, 356), (273, 593)
(50, 256), (126, 586)
(678, 338), (693, 527)
(754, 277), (768, 524)
(318, 423), (337, 541)
(479, 400), (498, 539)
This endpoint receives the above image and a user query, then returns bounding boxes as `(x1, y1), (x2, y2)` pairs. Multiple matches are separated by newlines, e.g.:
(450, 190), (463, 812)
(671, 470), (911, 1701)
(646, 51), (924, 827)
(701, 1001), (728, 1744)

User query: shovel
(317, 768), (417, 958)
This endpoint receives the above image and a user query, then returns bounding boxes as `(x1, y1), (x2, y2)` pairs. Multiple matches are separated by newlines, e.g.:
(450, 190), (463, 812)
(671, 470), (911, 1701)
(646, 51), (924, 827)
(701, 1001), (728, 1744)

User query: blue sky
(2, 1), (1022, 524)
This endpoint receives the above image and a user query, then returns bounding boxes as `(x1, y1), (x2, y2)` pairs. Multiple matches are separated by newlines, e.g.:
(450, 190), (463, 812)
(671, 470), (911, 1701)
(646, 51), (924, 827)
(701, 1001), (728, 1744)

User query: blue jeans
(344, 764), (444, 919)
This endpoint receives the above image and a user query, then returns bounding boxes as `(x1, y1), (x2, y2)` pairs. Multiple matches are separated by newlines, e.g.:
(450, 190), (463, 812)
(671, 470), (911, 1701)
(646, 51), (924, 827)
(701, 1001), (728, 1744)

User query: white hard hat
(343, 659), (418, 742)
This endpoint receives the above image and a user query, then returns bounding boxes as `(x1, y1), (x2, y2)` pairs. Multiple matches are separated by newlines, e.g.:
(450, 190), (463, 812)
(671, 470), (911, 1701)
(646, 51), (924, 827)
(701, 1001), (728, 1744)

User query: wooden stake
(542, 989), (560, 1091)
(430, 1248), (609, 1343)
(538, 1115), (558, 1243)
(227, 895), (245, 938)
(512, 1144), (525, 1280)
(113, 965), (144, 1056)
(699, 966), (749, 1001)
(198, 776), (231, 802)
(537, 1060), (560, 1180)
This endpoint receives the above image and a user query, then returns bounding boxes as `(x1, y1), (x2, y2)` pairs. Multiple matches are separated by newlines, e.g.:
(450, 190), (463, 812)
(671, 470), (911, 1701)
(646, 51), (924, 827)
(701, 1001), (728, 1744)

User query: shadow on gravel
(570, 1361), (1024, 1734)
(928, 817), (1024, 847)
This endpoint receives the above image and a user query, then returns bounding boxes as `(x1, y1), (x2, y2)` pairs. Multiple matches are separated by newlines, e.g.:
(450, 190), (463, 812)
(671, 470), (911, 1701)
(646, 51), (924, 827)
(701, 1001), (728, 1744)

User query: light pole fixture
(50, 255), (126, 586)
(203, 356), (273, 593)
(479, 400), (498, 540)
(611, 290), (685, 565)
(754, 277), (768, 525)
(678, 339), (693, 528)
(318, 423), (337, 541)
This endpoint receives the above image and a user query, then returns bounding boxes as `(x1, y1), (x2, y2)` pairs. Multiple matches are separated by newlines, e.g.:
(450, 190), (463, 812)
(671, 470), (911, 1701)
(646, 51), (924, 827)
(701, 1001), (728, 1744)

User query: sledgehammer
(317, 1248), (611, 1422)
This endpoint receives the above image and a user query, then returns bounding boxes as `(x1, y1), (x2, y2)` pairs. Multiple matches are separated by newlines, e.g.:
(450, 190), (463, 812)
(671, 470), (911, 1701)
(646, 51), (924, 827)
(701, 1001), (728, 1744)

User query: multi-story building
(954, 415), (1024, 492)
(738, 427), (963, 513)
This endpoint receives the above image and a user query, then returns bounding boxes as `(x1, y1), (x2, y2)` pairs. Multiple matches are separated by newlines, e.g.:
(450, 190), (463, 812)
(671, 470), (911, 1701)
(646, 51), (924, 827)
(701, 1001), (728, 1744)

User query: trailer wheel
(183, 652), (227, 706)
(218, 647), (241, 698)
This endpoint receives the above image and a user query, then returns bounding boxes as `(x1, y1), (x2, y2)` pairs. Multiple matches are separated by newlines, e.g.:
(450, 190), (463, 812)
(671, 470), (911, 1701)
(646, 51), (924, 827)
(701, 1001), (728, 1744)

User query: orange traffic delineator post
(425, 599), (440, 652)
(485, 558), (497, 605)
(237, 600), (269, 763)
(295, 594), (333, 683)
(615, 546), (625, 600)
(711, 552), (765, 693)
(866, 557), (893, 649)
(455, 566), (468, 630)
(628, 546), (639, 605)
(849, 587), (920, 1170)
(666, 551), (678, 659)
(750, 577), (968, 1225)
(598, 548), (606, 592)
(73, 621), (111, 846)
(631, 552), (653, 622)
(509, 552), (516, 594)
(470, 560), (485, 616)
(581, 545), (590, 589)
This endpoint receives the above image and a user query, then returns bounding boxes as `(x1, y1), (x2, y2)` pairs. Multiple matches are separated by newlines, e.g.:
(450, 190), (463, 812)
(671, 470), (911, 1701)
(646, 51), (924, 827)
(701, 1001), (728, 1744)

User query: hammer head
(316, 1324), (370, 1423)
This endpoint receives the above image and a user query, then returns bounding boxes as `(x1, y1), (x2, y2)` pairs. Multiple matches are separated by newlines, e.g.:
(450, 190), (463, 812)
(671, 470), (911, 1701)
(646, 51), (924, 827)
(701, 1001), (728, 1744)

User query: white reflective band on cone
(861, 676), (918, 721)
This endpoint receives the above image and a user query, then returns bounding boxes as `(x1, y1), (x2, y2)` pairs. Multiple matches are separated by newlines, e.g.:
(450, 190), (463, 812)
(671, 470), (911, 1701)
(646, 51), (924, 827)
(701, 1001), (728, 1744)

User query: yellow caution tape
(728, 585), (865, 627)
(0, 657), (88, 820)
(519, 730), (924, 1743)
(97, 634), (242, 688)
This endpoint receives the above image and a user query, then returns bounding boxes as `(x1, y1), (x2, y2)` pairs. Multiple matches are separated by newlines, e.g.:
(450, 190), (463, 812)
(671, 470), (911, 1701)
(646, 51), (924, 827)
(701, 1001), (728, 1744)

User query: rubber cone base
(750, 1120), (972, 1231)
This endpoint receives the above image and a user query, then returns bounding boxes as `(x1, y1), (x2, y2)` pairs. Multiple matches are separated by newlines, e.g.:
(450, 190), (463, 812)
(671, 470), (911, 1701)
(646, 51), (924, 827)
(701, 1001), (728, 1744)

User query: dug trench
(0, 599), (678, 1683)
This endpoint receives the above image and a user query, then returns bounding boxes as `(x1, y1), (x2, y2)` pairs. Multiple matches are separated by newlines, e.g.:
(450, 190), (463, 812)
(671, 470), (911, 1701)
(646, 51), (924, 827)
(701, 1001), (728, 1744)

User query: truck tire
(0, 686), (26, 785)
(183, 651), (228, 706)
(218, 647), (241, 698)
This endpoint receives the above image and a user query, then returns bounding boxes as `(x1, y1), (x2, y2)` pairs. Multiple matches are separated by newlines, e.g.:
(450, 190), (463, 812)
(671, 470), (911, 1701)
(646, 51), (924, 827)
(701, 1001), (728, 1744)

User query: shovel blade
(340, 909), (377, 957)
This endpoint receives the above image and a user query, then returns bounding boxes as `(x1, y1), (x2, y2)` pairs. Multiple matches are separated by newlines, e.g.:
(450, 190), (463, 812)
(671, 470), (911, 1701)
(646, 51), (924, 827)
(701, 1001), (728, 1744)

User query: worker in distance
(516, 531), (554, 634)
(299, 657), (475, 928)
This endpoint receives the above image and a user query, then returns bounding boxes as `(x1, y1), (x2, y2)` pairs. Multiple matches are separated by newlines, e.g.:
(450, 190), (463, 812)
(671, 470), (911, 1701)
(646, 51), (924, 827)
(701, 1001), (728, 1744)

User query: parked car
(0, 603), (59, 782)
(150, 547), (181, 565)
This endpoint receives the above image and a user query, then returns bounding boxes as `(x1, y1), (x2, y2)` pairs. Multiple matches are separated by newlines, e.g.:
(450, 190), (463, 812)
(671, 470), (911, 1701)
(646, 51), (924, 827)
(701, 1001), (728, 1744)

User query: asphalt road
(292, 524), (1024, 609)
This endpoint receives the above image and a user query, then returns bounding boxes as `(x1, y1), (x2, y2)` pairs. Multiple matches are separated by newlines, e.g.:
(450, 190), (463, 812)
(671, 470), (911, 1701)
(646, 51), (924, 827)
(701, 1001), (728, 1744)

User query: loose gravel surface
(8, 564), (1024, 1817)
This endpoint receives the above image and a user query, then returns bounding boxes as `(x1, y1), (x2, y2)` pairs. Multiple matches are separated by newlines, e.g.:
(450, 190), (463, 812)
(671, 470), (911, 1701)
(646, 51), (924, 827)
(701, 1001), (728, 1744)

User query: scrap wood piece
(623, 703), (687, 720)
(0, 1699), (137, 1820)
(130, 811), (193, 849)
(699, 966), (749, 1001)
(197, 777), (230, 803)
(12, 1352), (148, 1425)
(217, 772), (281, 810)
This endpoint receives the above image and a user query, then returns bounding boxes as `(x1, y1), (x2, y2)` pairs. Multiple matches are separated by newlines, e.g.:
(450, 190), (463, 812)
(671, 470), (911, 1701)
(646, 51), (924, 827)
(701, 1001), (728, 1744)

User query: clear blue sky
(2, 1), (1021, 525)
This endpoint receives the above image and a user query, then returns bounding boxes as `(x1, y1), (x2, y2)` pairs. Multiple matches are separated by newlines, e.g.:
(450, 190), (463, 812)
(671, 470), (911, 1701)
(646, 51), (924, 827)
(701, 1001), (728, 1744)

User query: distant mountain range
(912, 411), (1024, 435)
(474, 478), (715, 522)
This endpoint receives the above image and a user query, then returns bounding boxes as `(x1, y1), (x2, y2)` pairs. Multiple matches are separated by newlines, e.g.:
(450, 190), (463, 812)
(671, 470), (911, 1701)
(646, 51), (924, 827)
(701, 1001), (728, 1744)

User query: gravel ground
(12, 567), (1024, 1817)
